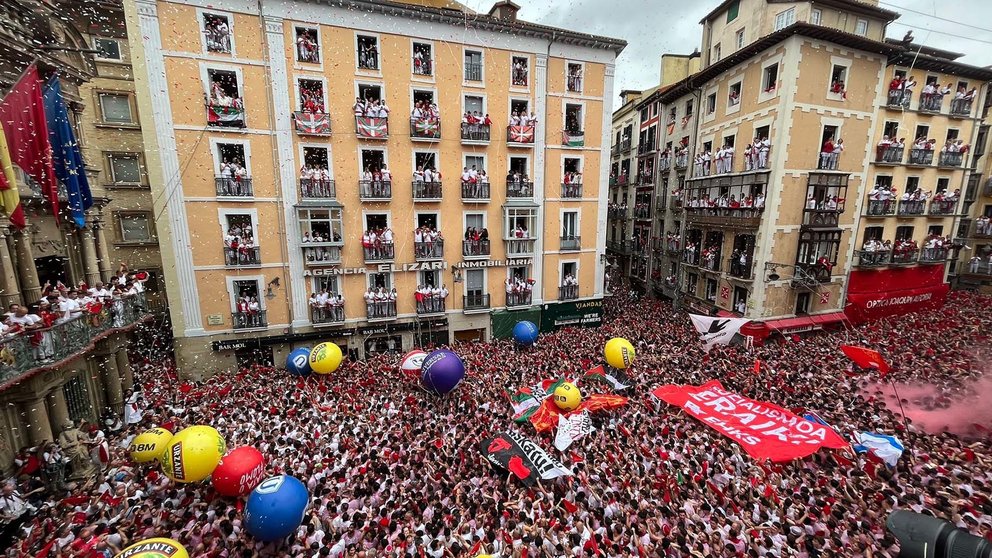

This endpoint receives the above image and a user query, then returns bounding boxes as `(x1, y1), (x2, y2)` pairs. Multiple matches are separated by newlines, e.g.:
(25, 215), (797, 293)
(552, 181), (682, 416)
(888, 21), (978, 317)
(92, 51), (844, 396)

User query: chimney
(488, 0), (520, 22)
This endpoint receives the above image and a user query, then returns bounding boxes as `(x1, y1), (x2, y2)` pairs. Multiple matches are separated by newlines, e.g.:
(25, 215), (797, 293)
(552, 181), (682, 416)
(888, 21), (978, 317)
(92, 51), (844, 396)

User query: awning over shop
(762, 312), (849, 335)
(845, 267), (949, 324)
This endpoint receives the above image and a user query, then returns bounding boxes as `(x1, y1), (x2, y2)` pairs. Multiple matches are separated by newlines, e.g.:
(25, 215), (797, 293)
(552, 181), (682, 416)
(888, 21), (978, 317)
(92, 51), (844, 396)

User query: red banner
(652, 380), (848, 462)
(529, 393), (628, 433)
(846, 267), (948, 323)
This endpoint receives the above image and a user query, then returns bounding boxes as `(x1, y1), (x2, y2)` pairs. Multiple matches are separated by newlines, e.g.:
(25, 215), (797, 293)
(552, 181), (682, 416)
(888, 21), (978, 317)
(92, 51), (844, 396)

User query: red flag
(753, 359), (761, 375)
(0, 65), (58, 222)
(562, 499), (578, 513)
(840, 345), (890, 376)
(570, 451), (584, 463)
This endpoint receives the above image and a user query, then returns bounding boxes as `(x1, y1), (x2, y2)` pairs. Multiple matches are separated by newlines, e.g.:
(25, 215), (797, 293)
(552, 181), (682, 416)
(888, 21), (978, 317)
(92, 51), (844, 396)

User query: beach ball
(114, 537), (189, 558)
(553, 382), (582, 411)
(129, 427), (173, 463)
(160, 425), (226, 483)
(286, 347), (312, 376)
(309, 342), (343, 374)
(512, 321), (539, 346)
(604, 337), (636, 369)
(400, 349), (427, 376)
(212, 446), (266, 497)
(420, 349), (466, 395)
(244, 475), (309, 541)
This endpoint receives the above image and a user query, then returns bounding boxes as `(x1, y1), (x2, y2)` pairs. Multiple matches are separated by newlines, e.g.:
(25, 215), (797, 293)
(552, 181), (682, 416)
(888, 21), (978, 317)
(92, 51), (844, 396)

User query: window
(465, 155), (485, 175)
(203, 13), (232, 53)
(94, 37), (121, 60)
(937, 178), (949, 194)
(906, 176), (919, 193)
(727, 0), (740, 22)
(562, 211), (578, 238)
(735, 29), (745, 49)
(795, 292), (811, 315)
(465, 269), (485, 299)
(567, 63), (583, 92)
(895, 225), (914, 241)
(312, 276), (341, 297)
(224, 213), (255, 242)
(118, 213), (152, 242)
(774, 8), (795, 31)
(412, 42), (432, 76)
(640, 107), (650, 123)
(368, 272), (392, 290)
(883, 121), (899, 139)
(915, 125), (929, 141)
(216, 143), (248, 176)
(98, 93), (133, 124)
(357, 83), (382, 103)
(946, 129), (959, 142)
(928, 225), (943, 236)
(830, 65), (847, 96)
(810, 8), (822, 25)
(713, 43), (721, 63)
(108, 154), (141, 185)
(298, 208), (343, 243)
(357, 35), (379, 70)
(505, 208), (538, 238)
(728, 81), (742, 106)
(298, 78), (325, 112)
(295, 27), (320, 63)
(705, 278), (718, 302)
(564, 104), (583, 133)
(706, 93), (716, 114)
(685, 99), (694, 117)
(511, 56), (529, 86)
(465, 50), (483, 81)
(855, 19), (868, 36)
(762, 64), (779, 92)
(864, 226), (883, 242)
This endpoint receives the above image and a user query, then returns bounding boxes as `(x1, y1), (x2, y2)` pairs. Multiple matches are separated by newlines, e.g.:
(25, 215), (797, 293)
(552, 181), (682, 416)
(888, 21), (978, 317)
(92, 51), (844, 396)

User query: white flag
(689, 314), (751, 350)
(554, 411), (595, 451)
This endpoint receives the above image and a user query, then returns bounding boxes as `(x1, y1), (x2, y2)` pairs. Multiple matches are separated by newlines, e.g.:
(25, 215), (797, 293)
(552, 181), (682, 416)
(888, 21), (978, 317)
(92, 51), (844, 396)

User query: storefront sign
(540, 299), (603, 332)
(846, 267), (948, 323)
(358, 318), (449, 336)
(304, 262), (448, 277)
(212, 339), (259, 351)
(454, 259), (531, 269)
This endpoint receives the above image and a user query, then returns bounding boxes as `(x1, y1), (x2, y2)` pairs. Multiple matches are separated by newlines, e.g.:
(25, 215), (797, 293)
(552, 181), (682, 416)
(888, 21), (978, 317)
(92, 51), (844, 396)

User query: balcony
(974, 222), (992, 238)
(620, 139), (632, 153)
(728, 257), (753, 280)
(562, 130), (584, 147)
(567, 74), (583, 93)
(507, 125), (536, 145)
(299, 178), (336, 200)
(856, 250), (891, 268)
(461, 181), (490, 201)
(559, 284), (578, 300)
(684, 206), (764, 229)
(659, 156), (672, 171)
(463, 294), (490, 311)
(607, 240), (635, 255)
(803, 209), (842, 228)
(206, 102), (245, 128)
(410, 117), (441, 141)
(232, 310), (267, 330)
(633, 205), (651, 220)
(701, 254), (722, 272)
(463, 239), (491, 257)
(875, 146), (904, 164)
(638, 172), (654, 186)
(355, 116), (388, 139)
(0, 294), (149, 384)
(560, 235), (581, 251)
(950, 98), (973, 117)
(611, 145), (620, 158)
(608, 208), (629, 220)
(303, 244), (343, 266)
(891, 248), (919, 265)
(215, 176), (253, 197)
(414, 239), (444, 260)
(908, 149), (934, 165)
(919, 246), (949, 263)
(918, 94), (944, 113)
(713, 154), (735, 175)
(506, 238), (536, 257)
(465, 62), (483, 81)
(292, 111), (331, 136)
(506, 291), (533, 308)
(506, 181), (534, 199)
(674, 153), (688, 170)
(359, 180), (391, 201)
(416, 298), (446, 316)
(817, 152), (841, 170)
(224, 246), (261, 267)
(561, 182), (582, 198)
(865, 200), (895, 216)
(886, 89), (911, 109)
(938, 152), (963, 167)
(683, 250), (699, 266)
(637, 143), (656, 156)
(461, 123), (490, 143)
(897, 200), (926, 216)
(311, 305), (345, 325)
(412, 181), (442, 201)
(929, 199), (957, 215)
(671, 196), (683, 212)
(363, 243), (395, 262)
(366, 301), (397, 321)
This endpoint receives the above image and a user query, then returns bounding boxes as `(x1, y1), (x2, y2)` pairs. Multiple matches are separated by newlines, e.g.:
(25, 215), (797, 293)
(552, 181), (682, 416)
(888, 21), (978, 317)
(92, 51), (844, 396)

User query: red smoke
(867, 376), (992, 439)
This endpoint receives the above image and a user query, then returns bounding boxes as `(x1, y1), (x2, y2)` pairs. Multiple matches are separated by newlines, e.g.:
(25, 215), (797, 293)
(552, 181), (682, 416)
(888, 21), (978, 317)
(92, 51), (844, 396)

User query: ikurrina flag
(413, 118), (440, 138)
(509, 387), (543, 422)
(508, 125), (535, 143)
(293, 112), (331, 135)
(652, 380), (849, 462)
(356, 116), (388, 138)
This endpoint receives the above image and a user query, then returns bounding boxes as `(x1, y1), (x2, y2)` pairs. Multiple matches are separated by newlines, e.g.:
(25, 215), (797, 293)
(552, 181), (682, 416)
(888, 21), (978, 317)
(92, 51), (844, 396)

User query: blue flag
(43, 76), (92, 228)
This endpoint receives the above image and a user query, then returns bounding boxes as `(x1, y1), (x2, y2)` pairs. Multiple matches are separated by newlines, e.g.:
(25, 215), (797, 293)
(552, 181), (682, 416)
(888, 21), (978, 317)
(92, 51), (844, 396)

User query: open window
(706, 93), (716, 114)
(412, 42), (433, 76)
(361, 149), (386, 174)
(509, 156), (529, 178)
(567, 63), (583, 92)
(299, 208), (343, 244)
(728, 81), (742, 107)
(829, 64), (848, 98)
(511, 99), (530, 118)
(358, 83), (382, 103)
(295, 27), (320, 63)
(298, 78), (325, 113)
(223, 213), (255, 244)
(215, 142), (248, 177)
(202, 12), (232, 54)
(565, 104), (583, 133)
(206, 69), (243, 127)
(303, 146), (329, 172)
(357, 35), (379, 70)
(505, 207), (538, 238)
(414, 152), (438, 175)
(762, 64), (778, 93)
(511, 56), (529, 86)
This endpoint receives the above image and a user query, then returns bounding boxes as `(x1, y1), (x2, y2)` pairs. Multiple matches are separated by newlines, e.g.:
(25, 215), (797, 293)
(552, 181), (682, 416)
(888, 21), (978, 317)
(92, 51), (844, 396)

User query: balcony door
(465, 269), (484, 299)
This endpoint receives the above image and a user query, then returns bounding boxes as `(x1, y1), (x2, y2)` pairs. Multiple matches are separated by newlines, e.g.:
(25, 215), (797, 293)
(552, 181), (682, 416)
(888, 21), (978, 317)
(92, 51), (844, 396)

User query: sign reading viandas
(652, 380), (849, 462)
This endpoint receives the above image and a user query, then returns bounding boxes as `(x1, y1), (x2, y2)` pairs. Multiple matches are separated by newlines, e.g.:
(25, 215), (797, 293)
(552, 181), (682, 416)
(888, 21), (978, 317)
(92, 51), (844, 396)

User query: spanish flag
(0, 130), (24, 228)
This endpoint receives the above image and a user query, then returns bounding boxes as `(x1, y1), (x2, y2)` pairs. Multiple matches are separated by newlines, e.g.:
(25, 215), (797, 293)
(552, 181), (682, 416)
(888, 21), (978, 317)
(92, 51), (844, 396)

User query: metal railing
(802, 209), (842, 227)
(637, 143), (656, 155)
(505, 239), (536, 256)
(506, 181), (534, 198)
(559, 284), (578, 300)
(300, 178), (336, 200)
(918, 94), (944, 112)
(702, 255), (722, 272)
(561, 183), (582, 198)
(414, 239), (444, 260)
(462, 239), (490, 257)
(633, 205), (651, 219)
(891, 248), (919, 264)
(929, 199), (957, 215)
(461, 181), (490, 200)
(461, 123), (490, 142)
(560, 235), (581, 251)
(897, 200), (926, 216)
(607, 208), (629, 220)
(728, 257), (753, 280)
(463, 294), (490, 311)
(908, 149), (934, 165)
(674, 153), (688, 169)
(465, 62), (483, 81)
(412, 181), (442, 200)
(938, 152), (963, 167)
(224, 246), (261, 267)
(311, 305), (345, 325)
(303, 244), (343, 265)
(0, 294), (149, 384)
(410, 117), (441, 140)
(215, 176), (253, 197)
(865, 200), (896, 216)
(412, 57), (433, 76)
(357, 50), (379, 70)
(506, 291), (532, 308)
(416, 298), (446, 315)
(856, 249), (891, 267)
(950, 98), (973, 116)
(887, 89), (911, 108)
(620, 139), (632, 153)
(363, 243), (395, 262)
(919, 246), (949, 263)
(232, 310), (267, 330)
(659, 156), (672, 171)
(973, 222), (992, 238)
(875, 146), (904, 164)
(359, 180), (392, 200)
(567, 74), (582, 92)
(366, 301), (397, 320)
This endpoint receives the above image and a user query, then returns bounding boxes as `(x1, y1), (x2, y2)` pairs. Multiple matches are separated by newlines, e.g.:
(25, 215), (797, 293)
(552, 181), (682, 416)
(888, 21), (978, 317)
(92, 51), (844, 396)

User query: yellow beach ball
(553, 381), (582, 411)
(114, 537), (189, 558)
(309, 342), (343, 374)
(604, 337), (636, 369)
(160, 425), (226, 483)
(129, 427), (173, 463)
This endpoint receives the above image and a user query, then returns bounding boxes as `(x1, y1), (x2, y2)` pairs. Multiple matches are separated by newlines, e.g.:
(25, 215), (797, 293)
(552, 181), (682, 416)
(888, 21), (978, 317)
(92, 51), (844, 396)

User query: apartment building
(126, 0), (624, 374)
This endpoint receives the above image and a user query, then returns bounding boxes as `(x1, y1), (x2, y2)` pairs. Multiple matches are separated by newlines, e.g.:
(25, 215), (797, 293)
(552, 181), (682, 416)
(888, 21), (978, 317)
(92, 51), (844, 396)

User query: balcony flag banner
(508, 125), (535, 143)
(0, 125), (23, 229)
(561, 130), (584, 147)
(840, 345), (890, 376)
(652, 380), (849, 462)
(43, 76), (93, 229)
(293, 112), (331, 135)
(356, 116), (388, 138)
(689, 314), (751, 350)
(413, 118), (440, 138)
(0, 64), (59, 224)
(509, 387), (543, 422)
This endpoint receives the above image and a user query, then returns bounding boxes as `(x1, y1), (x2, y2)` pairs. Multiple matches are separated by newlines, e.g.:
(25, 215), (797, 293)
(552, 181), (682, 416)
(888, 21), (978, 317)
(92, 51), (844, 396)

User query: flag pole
(0, 62), (38, 101)
(885, 375), (915, 466)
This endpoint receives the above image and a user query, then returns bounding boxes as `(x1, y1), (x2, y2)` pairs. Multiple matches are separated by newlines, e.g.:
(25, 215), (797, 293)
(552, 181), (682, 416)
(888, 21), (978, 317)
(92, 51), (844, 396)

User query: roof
(315, 0), (626, 53)
(634, 83), (678, 110)
(701, 0), (899, 24)
(884, 38), (964, 61)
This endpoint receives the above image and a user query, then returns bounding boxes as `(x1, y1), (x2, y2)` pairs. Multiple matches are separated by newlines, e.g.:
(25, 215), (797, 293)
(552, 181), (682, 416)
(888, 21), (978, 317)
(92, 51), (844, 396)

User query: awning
(763, 312), (849, 335)
(716, 310), (737, 317)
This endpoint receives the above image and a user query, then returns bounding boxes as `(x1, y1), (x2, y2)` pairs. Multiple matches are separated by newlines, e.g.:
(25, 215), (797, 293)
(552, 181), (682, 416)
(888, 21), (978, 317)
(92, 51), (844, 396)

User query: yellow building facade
(125, 0), (623, 374)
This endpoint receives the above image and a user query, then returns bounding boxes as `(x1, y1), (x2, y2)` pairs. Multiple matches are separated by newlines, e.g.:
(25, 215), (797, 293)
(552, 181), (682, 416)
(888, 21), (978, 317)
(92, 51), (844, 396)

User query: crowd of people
(308, 289), (345, 323)
(223, 223), (258, 266)
(354, 98), (390, 119)
(363, 286), (398, 317)
(361, 228), (395, 260)
(413, 227), (444, 259)
(203, 15), (231, 53)
(463, 227), (490, 256)
(414, 284), (449, 314)
(683, 191), (766, 215)
(217, 159), (250, 196)
(6, 280), (992, 557)
(300, 165), (335, 198)
(504, 275), (535, 306)
(818, 136), (845, 170)
(461, 113), (493, 141)
(360, 167), (392, 197)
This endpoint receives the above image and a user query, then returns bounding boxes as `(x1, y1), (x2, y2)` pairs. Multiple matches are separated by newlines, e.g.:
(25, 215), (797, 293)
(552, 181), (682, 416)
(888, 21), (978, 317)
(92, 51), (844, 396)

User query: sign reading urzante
(304, 262), (448, 276)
